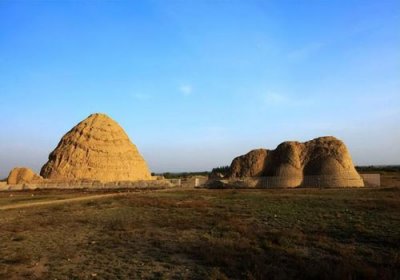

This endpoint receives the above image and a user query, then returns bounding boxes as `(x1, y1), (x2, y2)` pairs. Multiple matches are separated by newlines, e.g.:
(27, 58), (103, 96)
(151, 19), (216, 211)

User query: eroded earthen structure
(40, 113), (151, 182)
(227, 136), (364, 187)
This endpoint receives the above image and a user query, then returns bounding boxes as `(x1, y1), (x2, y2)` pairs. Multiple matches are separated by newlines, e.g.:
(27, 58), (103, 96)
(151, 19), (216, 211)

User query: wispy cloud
(132, 93), (151, 100)
(263, 92), (289, 104)
(287, 42), (324, 61)
(179, 84), (193, 96)
(261, 91), (313, 107)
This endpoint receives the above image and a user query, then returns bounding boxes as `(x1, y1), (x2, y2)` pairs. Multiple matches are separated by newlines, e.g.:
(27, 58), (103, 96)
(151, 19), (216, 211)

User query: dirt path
(0, 187), (195, 211)
(0, 192), (129, 211)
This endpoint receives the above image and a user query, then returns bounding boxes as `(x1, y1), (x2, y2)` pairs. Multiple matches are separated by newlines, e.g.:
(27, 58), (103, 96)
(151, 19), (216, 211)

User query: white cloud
(132, 93), (151, 100)
(261, 91), (314, 108)
(263, 92), (289, 104)
(179, 84), (193, 96)
(287, 42), (324, 61)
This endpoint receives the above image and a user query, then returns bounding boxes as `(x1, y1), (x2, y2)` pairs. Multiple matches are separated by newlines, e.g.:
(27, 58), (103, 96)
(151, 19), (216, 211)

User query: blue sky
(0, 0), (399, 177)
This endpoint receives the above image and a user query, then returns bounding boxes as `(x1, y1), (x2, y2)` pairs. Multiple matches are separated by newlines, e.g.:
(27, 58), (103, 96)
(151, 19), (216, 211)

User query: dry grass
(0, 186), (399, 279)
(0, 189), (119, 207)
(381, 172), (400, 188)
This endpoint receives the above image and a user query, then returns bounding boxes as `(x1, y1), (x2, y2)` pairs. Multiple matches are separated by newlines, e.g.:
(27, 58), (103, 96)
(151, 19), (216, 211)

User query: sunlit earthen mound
(7, 167), (42, 184)
(40, 113), (151, 182)
(228, 136), (363, 187)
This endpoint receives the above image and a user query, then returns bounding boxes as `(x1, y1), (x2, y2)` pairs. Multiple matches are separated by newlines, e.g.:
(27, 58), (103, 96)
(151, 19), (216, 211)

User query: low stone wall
(0, 181), (8, 191)
(160, 176), (208, 188)
(0, 179), (178, 191)
(360, 174), (381, 187)
(206, 174), (365, 189)
(181, 177), (208, 188)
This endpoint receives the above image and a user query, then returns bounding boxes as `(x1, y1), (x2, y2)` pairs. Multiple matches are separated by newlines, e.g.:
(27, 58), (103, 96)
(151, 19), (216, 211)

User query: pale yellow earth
(40, 113), (152, 182)
(228, 136), (363, 187)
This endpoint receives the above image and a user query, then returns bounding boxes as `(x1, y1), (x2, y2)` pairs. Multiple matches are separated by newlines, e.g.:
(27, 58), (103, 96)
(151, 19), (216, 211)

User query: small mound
(7, 167), (42, 184)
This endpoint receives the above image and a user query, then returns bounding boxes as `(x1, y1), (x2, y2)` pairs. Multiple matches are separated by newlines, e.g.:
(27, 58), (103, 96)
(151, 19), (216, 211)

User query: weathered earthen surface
(40, 113), (152, 182)
(7, 167), (43, 184)
(230, 149), (268, 178)
(227, 136), (363, 187)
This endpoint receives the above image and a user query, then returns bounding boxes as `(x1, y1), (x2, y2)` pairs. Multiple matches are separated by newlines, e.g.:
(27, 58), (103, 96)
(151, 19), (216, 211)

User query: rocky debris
(209, 172), (224, 180)
(227, 136), (364, 188)
(206, 178), (259, 189)
(40, 113), (152, 182)
(205, 180), (230, 189)
(7, 167), (43, 184)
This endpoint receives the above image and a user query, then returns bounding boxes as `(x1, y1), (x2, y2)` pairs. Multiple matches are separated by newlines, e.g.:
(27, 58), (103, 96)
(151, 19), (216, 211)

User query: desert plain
(0, 174), (399, 279)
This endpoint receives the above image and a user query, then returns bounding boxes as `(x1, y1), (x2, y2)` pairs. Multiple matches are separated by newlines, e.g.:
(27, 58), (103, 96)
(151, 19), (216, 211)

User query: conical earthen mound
(40, 113), (151, 182)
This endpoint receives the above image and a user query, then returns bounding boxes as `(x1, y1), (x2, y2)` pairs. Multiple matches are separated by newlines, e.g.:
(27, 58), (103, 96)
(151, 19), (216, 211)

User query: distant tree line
(151, 166), (231, 179)
(356, 165), (400, 173)
(211, 165), (230, 176)
(155, 171), (210, 179)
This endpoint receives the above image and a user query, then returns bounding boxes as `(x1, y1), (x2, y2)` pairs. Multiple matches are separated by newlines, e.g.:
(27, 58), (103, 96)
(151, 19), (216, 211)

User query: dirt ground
(0, 178), (399, 280)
